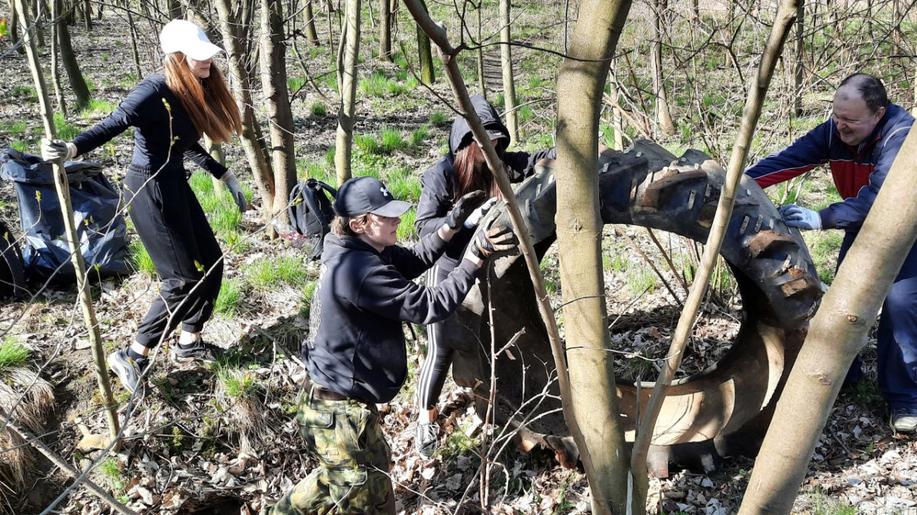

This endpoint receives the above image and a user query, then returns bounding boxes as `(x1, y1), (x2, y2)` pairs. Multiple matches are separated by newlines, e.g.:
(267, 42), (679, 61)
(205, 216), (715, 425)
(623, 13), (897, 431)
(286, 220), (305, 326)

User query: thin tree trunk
(555, 0), (635, 512)
(792, 1), (804, 116)
(260, 0), (296, 226)
(334, 0), (360, 184)
(304, 0), (319, 45)
(14, 0), (120, 442)
(651, 0), (675, 136)
(8, 0), (25, 54)
(57, 0), (91, 110)
(379, 0), (391, 60)
(167, 0), (182, 19)
(415, 0), (434, 85)
(608, 60), (624, 150)
(126, 5), (143, 79)
(215, 0), (276, 227)
(630, 0), (800, 494)
(51, 0), (67, 117)
(499, 0), (517, 144)
(739, 112), (917, 515)
(476, 3), (485, 97)
(29, 0), (44, 47)
(82, 0), (91, 30)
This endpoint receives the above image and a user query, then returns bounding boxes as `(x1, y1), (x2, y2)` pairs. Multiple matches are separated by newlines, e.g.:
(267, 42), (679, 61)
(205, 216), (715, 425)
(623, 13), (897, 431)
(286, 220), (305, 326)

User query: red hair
(453, 142), (502, 200)
(163, 52), (241, 144)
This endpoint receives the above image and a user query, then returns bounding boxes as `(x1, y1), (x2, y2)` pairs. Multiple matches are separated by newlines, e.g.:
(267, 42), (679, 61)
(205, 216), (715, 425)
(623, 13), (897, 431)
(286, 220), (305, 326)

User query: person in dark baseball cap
(333, 176), (412, 218)
(270, 176), (519, 513)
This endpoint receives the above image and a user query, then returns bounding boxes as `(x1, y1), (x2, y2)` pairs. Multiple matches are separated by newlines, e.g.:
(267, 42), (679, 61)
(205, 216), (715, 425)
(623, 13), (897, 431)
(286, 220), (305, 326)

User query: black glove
(468, 218), (519, 261)
(444, 190), (487, 229)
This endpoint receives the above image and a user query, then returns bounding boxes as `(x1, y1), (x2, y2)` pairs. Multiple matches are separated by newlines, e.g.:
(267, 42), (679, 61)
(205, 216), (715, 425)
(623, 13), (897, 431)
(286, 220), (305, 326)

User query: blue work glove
(220, 171), (248, 212)
(779, 204), (821, 230)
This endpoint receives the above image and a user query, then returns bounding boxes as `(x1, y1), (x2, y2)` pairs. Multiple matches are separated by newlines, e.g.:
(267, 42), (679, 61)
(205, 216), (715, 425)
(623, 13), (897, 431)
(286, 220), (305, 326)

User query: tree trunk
(51, 0), (67, 116)
(14, 0), (120, 443)
(215, 0), (276, 227)
(476, 3), (485, 97)
(259, 0), (296, 226)
(303, 0), (319, 45)
(126, 5), (143, 80)
(630, 0), (800, 498)
(651, 0), (675, 136)
(334, 0), (360, 184)
(415, 0), (434, 85)
(739, 107), (917, 515)
(499, 0), (517, 144)
(57, 0), (91, 110)
(378, 0), (391, 60)
(792, 1), (804, 116)
(608, 61), (624, 150)
(167, 0), (182, 19)
(82, 0), (91, 30)
(555, 0), (634, 512)
(8, 0), (25, 54)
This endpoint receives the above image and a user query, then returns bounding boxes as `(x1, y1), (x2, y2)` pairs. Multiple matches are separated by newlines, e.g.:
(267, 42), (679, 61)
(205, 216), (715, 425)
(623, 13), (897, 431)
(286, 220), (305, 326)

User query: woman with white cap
(41, 19), (245, 394)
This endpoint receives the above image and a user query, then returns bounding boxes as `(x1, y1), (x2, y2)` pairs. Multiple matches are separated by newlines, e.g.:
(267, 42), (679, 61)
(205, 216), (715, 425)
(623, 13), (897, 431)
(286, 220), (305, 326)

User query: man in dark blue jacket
(270, 176), (517, 514)
(746, 73), (916, 433)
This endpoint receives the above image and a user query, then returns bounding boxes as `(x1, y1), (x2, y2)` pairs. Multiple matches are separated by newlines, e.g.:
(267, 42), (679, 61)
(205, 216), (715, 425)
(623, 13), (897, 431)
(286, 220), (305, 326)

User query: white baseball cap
(159, 19), (223, 61)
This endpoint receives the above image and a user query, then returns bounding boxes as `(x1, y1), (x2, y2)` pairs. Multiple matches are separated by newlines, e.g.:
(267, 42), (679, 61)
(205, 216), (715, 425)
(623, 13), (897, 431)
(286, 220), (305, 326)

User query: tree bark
(215, 0), (276, 227)
(476, 3), (486, 97)
(50, 0), (67, 116)
(259, 0), (296, 226)
(7, 0), (25, 54)
(125, 4), (143, 80)
(499, 0), (517, 143)
(555, 0), (634, 512)
(304, 0), (319, 45)
(334, 0), (360, 184)
(739, 105), (917, 515)
(415, 0), (434, 85)
(608, 61), (624, 149)
(57, 0), (91, 110)
(651, 0), (675, 136)
(630, 0), (800, 496)
(14, 0), (120, 443)
(792, 1), (804, 116)
(379, 0), (391, 60)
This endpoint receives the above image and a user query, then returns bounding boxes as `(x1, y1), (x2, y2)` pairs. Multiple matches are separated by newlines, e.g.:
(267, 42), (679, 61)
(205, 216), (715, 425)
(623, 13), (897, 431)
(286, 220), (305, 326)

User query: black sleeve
(356, 259), (479, 325)
(387, 229), (450, 280)
(415, 162), (454, 238)
(502, 147), (556, 182)
(184, 142), (228, 179)
(72, 79), (160, 156)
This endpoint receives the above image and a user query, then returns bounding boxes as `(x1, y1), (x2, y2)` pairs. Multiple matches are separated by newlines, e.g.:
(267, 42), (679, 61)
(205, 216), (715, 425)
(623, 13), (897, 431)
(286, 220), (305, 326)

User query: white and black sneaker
(107, 349), (148, 394)
(415, 421), (440, 458)
(170, 339), (222, 364)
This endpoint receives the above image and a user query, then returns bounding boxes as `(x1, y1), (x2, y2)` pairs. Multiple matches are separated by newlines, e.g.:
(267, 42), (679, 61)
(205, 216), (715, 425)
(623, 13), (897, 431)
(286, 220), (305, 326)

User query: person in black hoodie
(40, 20), (246, 394)
(270, 176), (517, 514)
(412, 95), (555, 457)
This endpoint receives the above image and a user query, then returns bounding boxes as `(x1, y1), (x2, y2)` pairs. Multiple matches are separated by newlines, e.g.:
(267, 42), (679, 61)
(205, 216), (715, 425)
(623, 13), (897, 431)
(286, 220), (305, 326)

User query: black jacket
(305, 232), (479, 404)
(72, 73), (226, 179)
(414, 95), (554, 267)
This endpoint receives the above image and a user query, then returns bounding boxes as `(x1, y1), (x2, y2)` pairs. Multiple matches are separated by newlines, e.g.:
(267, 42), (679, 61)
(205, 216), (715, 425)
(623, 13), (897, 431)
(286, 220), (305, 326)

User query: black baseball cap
(333, 176), (411, 218)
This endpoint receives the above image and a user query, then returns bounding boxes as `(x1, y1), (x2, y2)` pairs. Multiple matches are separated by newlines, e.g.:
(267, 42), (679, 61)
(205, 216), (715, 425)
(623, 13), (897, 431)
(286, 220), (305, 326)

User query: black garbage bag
(0, 149), (131, 281)
(0, 218), (27, 299)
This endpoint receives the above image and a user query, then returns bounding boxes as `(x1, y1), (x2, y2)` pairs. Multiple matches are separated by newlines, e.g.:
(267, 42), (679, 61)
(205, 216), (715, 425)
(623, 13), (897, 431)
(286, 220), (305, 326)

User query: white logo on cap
(380, 186), (391, 198)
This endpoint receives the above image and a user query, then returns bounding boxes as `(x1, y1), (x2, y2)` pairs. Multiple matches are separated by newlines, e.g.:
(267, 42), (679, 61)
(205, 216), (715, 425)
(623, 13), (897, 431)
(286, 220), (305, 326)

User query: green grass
(215, 367), (257, 399)
(359, 70), (406, 97)
(297, 159), (336, 184)
(626, 269), (658, 297)
(397, 209), (417, 241)
(188, 172), (247, 240)
(11, 85), (36, 100)
(244, 255), (310, 289)
(409, 125), (430, 147)
(130, 240), (156, 277)
(80, 98), (115, 119)
(604, 252), (628, 273)
(807, 230), (843, 284)
(1, 120), (27, 136)
(9, 140), (28, 152)
(0, 337), (30, 371)
(384, 166), (421, 202)
(215, 278), (244, 316)
(288, 76), (306, 92)
(299, 280), (318, 318)
(429, 111), (448, 126)
(379, 128), (407, 153)
(54, 112), (80, 141)
(98, 457), (126, 493)
(354, 128), (408, 156)
(310, 101), (327, 117)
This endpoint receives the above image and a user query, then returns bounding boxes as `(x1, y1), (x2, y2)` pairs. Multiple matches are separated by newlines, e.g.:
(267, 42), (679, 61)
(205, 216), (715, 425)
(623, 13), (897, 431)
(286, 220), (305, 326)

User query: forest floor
(1, 5), (916, 515)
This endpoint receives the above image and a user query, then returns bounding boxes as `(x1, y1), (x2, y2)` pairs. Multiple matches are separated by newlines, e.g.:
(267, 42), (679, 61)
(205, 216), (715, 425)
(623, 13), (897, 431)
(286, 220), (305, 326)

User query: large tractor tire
(448, 140), (822, 476)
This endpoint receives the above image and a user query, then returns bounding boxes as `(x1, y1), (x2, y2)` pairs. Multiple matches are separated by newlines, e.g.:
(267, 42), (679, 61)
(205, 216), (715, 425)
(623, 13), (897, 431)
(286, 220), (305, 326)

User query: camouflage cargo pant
(269, 393), (395, 514)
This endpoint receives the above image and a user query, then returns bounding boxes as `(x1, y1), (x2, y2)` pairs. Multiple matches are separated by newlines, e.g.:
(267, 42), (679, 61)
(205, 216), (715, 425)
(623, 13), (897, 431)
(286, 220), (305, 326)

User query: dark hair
(331, 214), (368, 236)
(453, 142), (503, 201)
(839, 73), (888, 113)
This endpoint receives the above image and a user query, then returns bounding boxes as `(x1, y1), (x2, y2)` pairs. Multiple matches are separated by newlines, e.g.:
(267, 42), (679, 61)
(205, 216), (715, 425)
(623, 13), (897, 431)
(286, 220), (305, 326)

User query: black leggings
(416, 261), (477, 411)
(124, 170), (223, 348)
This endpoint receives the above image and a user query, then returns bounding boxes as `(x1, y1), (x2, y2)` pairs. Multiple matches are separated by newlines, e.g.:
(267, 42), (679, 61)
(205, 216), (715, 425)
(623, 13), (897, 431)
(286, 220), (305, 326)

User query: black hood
(448, 95), (510, 157)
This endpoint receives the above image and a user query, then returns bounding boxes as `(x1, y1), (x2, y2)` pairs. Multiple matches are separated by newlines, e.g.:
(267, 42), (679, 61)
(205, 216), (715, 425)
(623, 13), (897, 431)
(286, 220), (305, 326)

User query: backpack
(288, 178), (336, 260)
(0, 149), (132, 282)
(0, 219), (27, 299)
